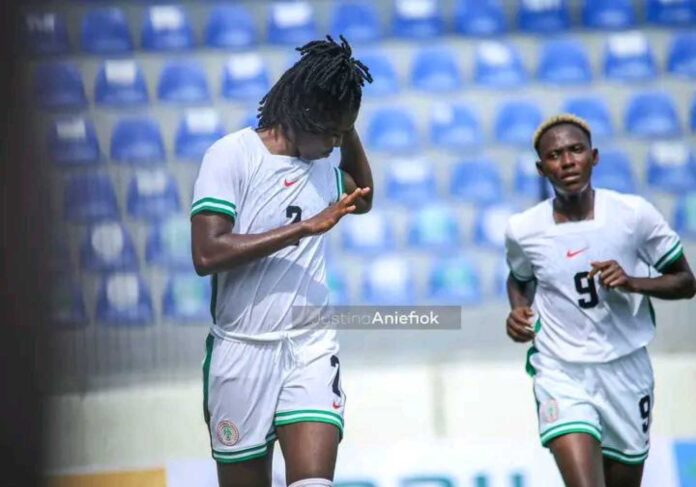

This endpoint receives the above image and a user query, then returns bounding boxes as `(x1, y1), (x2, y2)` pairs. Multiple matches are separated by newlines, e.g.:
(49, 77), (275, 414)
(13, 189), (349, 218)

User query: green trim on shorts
(274, 409), (344, 438)
(213, 442), (269, 464)
(655, 241), (683, 272)
(602, 446), (649, 465)
(540, 421), (602, 447)
(525, 346), (539, 377)
(202, 334), (214, 426)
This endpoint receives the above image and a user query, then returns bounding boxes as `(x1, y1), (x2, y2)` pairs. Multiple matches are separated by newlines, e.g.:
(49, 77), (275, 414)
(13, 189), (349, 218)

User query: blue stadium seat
(175, 109), (225, 161)
(593, 149), (636, 194)
(514, 152), (548, 198)
(222, 53), (270, 100)
(33, 62), (86, 109)
(23, 12), (70, 55)
(474, 41), (527, 88)
(362, 255), (414, 305)
(341, 210), (395, 254)
(410, 47), (462, 92)
(646, 142), (696, 193)
(674, 192), (696, 239)
(359, 52), (399, 97)
(110, 117), (165, 164)
(453, 0), (507, 36)
(625, 92), (681, 138)
(158, 61), (210, 103)
(430, 103), (482, 149)
(80, 222), (138, 272)
(205, 5), (257, 49)
(51, 275), (87, 328)
(267, 1), (317, 45)
(562, 96), (613, 140)
(407, 204), (460, 250)
(326, 264), (349, 305)
(64, 172), (119, 222)
(668, 33), (696, 78)
(604, 32), (656, 82)
(518, 0), (570, 33)
(96, 273), (154, 326)
(141, 6), (193, 51)
(163, 273), (211, 323)
(94, 60), (148, 106)
(582, 0), (635, 29)
(81, 7), (132, 54)
(385, 158), (437, 203)
(48, 117), (101, 165)
(646, 0), (696, 25)
(450, 159), (503, 205)
(495, 101), (542, 145)
(127, 170), (181, 220)
(146, 216), (192, 269)
(331, 1), (381, 43)
(428, 256), (482, 305)
(366, 108), (419, 152)
(474, 204), (516, 248)
(392, 0), (444, 39)
(537, 39), (592, 85)
(240, 111), (260, 130)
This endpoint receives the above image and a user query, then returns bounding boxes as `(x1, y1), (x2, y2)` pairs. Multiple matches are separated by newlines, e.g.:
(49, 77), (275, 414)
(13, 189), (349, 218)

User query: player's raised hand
(506, 307), (536, 343)
(589, 260), (634, 291)
(302, 187), (371, 236)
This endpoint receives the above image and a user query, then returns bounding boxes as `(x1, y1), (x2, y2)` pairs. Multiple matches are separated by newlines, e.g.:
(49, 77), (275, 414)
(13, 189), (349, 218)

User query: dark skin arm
(505, 274), (537, 343)
(339, 128), (373, 214)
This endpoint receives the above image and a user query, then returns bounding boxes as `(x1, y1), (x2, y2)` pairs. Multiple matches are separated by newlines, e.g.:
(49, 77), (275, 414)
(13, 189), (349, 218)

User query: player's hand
(589, 260), (635, 291)
(506, 307), (536, 343)
(302, 187), (371, 236)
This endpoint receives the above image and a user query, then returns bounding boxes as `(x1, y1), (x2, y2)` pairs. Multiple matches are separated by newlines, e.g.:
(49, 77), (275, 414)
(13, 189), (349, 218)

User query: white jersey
(505, 189), (683, 363)
(191, 127), (343, 341)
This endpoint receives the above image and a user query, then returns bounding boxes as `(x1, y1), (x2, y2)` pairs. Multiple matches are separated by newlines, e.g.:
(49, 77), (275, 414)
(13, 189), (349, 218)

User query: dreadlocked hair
(257, 35), (373, 134)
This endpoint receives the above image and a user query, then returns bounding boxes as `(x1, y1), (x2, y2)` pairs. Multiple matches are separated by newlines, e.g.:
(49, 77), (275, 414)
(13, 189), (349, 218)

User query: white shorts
(202, 331), (345, 464)
(528, 347), (654, 465)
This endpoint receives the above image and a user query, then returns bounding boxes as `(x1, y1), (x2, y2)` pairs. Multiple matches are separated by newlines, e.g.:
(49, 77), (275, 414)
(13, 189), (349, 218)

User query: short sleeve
(637, 198), (683, 272)
(505, 221), (534, 282)
(190, 141), (241, 222)
(332, 166), (344, 204)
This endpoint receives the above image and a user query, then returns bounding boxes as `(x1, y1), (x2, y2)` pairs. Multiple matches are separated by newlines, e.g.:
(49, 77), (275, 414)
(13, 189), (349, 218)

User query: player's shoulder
(598, 188), (646, 211)
(204, 127), (256, 162)
(507, 198), (552, 240)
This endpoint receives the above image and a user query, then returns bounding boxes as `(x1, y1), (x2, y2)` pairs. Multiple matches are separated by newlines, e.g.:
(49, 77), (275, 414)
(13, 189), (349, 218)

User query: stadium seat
(126, 170), (181, 220)
(385, 158), (437, 203)
(646, 0), (696, 25)
(96, 273), (153, 326)
(593, 149), (636, 194)
(474, 203), (517, 248)
(64, 172), (119, 222)
(494, 101), (542, 146)
(205, 5), (257, 49)
(474, 41), (527, 88)
(222, 53), (270, 100)
(362, 255), (414, 305)
(582, 0), (635, 29)
(453, 0), (507, 36)
(267, 1), (317, 45)
(428, 256), (482, 305)
(326, 262), (349, 305)
(494, 259), (510, 297)
(562, 96), (613, 140)
(51, 275), (87, 328)
(674, 192), (696, 239)
(48, 116), (101, 165)
(158, 61), (210, 103)
(514, 151), (548, 198)
(163, 273), (211, 323)
(366, 108), (419, 152)
(407, 204), (460, 250)
(341, 209), (395, 254)
(537, 39), (592, 85)
(331, 1), (381, 43)
(80, 7), (132, 54)
(392, 0), (444, 39)
(141, 5), (194, 51)
(240, 111), (260, 130)
(94, 60), (148, 106)
(33, 62), (86, 109)
(450, 159), (503, 205)
(625, 92), (681, 138)
(603, 32), (656, 82)
(359, 52), (399, 97)
(668, 33), (696, 78)
(23, 12), (70, 55)
(175, 109), (225, 161)
(146, 216), (192, 269)
(410, 47), (462, 92)
(80, 222), (138, 272)
(646, 142), (696, 193)
(518, 0), (570, 33)
(110, 117), (165, 164)
(430, 103), (482, 149)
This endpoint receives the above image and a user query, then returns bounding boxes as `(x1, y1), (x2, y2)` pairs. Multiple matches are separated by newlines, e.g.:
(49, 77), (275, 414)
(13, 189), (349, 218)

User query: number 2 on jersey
(286, 206), (302, 246)
(574, 271), (599, 309)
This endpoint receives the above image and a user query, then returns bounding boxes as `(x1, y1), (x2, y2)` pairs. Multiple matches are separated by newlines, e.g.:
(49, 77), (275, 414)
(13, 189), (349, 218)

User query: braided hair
(257, 35), (372, 134)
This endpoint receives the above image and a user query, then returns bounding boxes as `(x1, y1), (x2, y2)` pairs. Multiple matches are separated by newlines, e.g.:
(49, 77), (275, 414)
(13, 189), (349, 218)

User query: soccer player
(190, 36), (373, 487)
(504, 114), (696, 487)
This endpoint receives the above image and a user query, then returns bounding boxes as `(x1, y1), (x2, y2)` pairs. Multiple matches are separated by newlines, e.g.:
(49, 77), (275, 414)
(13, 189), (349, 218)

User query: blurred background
(14, 0), (696, 485)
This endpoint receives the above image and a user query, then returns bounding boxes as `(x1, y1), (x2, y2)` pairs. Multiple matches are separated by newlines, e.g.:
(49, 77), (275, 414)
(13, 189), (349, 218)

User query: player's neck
(552, 186), (595, 224)
(256, 127), (299, 158)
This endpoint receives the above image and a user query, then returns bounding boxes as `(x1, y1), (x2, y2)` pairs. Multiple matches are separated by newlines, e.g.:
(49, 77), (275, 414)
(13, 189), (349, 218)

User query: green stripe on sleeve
(191, 197), (237, 219)
(334, 167), (344, 201)
(654, 241), (683, 271)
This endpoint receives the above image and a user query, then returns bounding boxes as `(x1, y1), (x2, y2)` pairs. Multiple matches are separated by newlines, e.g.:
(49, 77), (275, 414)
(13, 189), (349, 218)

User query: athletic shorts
(202, 331), (345, 464)
(528, 346), (654, 465)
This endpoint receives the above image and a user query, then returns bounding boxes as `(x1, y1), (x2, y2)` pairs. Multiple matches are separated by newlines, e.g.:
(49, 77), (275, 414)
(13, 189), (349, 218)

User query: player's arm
(339, 127), (373, 214)
(506, 275), (537, 342)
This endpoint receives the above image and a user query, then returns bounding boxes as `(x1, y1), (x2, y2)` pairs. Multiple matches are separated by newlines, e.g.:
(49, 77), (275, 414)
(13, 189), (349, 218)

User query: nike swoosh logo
(283, 179), (297, 188)
(332, 400), (342, 410)
(566, 247), (589, 258)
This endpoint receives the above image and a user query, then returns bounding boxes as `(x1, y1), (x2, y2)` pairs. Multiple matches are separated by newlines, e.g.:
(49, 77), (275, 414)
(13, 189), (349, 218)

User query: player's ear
(535, 159), (545, 177)
(591, 148), (599, 167)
